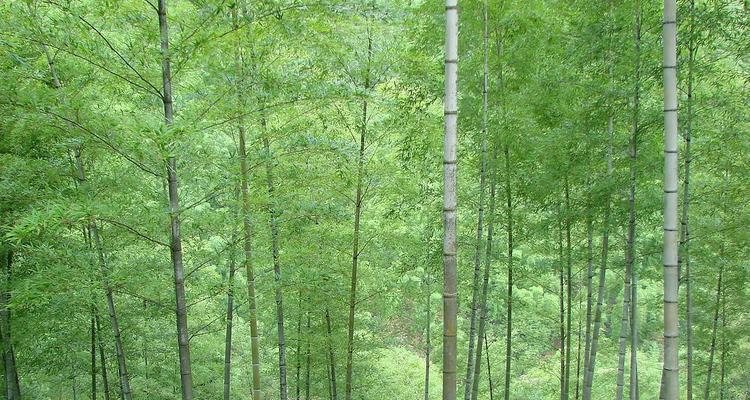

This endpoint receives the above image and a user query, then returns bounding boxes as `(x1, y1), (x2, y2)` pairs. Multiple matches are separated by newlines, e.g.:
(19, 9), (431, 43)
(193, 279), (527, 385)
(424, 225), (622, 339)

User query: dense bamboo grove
(0, 1), (749, 399)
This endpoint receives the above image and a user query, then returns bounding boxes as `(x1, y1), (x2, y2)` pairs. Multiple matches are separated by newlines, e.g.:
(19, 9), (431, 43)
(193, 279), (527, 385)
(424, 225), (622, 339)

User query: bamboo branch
(40, 108), (163, 177)
(98, 217), (169, 248)
(75, 14), (163, 97)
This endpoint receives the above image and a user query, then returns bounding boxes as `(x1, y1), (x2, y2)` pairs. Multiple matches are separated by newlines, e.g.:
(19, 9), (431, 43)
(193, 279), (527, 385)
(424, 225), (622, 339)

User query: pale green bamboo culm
(661, 0), (680, 398)
(442, 1), (459, 399)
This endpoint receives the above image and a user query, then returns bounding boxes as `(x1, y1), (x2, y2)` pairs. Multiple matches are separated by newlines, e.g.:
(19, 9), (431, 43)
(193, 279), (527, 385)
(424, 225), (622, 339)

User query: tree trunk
(628, 4), (641, 399)
(263, 125), (288, 400)
(564, 177), (572, 400)
(327, 361), (333, 400)
(502, 142), (514, 400)
(485, 333), (494, 400)
(344, 31), (372, 400)
(463, 0), (491, 393)
(344, 98), (364, 400)
(442, 1), (459, 399)
(703, 264), (723, 400)
(604, 289), (617, 339)
(223, 232), (237, 400)
(142, 300), (149, 382)
(718, 291), (725, 400)
(470, 3), (493, 397)
(583, 113), (614, 400)
(661, 0), (680, 397)
(0, 249), (20, 400)
(95, 315), (111, 400)
(581, 216), (593, 399)
(615, 255), (631, 400)
(91, 313), (97, 400)
(683, 1), (696, 398)
(296, 303), (302, 400)
(118, 364), (125, 400)
(326, 308), (338, 400)
(424, 270), (432, 400)
(0, 315), (9, 396)
(558, 203), (566, 400)
(470, 144), (498, 400)
(157, 2), (193, 398)
(231, 4), (262, 398)
(239, 118), (262, 400)
(583, 1), (616, 387)
(630, 274), (639, 400)
(90, 223), (133, 400)
(305, 313), (311, 400)
(574, 300), (582, 400)
(616, 58), (641, 395)
(71, 149), (132, 400)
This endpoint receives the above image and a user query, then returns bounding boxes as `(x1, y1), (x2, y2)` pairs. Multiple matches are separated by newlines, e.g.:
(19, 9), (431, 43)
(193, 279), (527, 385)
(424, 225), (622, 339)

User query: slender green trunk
(73, 151), (132, 400)
(630, 274), (639, 400)
(470, 143), (497, 400)
(615, 249), (631, 400)
(470, 2), (494, 397)
(564, 177), (572, 400)
(583, 115), (613, 400)
(231, 4), (262, 398)
(223, 231), (237, 400)
(118, 364), (126, 400)
(442, 2), (459, 399)
(327, 361), (333, 400)
(239, 122), (261, 400)
(157, 2), (193, 397)
(463, 0), (491, 393)
(497, 21), (512, 400)
(661, 0), (680, 397)
(558, 202), (566, 400)
(263, 124), (288, 400)
(326, 308), (338, 400)
(91, 313), (97, 400)
(604, 290), (617, 339)
(583, 0), (615, 390)
(296, 301), (302, 400)
(305, 313), (311, 400)
(628, 4), (641, 399)
(703, 264), (723, 400)
(502, 143), (513, 400)
(424, 268), (432, 400)
(344, 99), (365, 400)
(718, 291), (725, 400)
(142, 300), (149, 382)
(90, 223), (132, 400)
(0, 249), (20, 400)
(345, 32), (372, 400)
(618, 4), (641, 394)
(682, 1), (696, 398)
(581, 216), (593, 395)
(485, 333), (494, 400)
(574, 300), (582, 400)
(95, 315), (111, 400)
(1, 351), (6, 397)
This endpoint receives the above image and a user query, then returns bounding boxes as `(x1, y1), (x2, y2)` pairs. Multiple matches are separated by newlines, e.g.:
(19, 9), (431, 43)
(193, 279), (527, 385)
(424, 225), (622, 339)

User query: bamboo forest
(0, 0), (749, 399)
